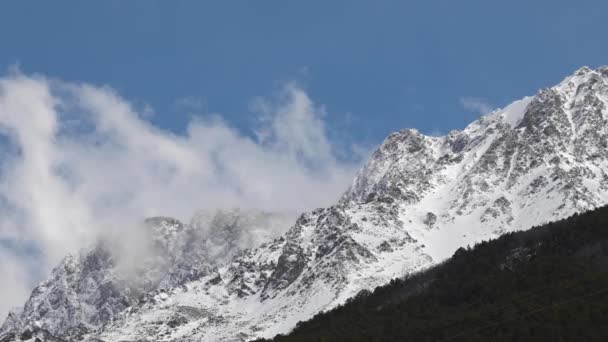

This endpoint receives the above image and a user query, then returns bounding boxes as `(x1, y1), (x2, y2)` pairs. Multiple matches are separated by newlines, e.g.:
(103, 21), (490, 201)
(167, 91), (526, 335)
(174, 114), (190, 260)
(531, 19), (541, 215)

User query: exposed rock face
(4, 66), (608, 342)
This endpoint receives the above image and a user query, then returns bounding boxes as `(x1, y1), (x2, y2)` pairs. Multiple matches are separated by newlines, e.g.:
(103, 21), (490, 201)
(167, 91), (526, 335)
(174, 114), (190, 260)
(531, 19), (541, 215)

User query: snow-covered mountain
(3, 66), (608, 342)
(0, 209), (294, 342)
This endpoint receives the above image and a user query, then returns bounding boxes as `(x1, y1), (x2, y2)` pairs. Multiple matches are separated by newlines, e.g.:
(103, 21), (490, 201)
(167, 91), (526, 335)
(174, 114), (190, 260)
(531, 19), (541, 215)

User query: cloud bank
(0, 73), (363, 319)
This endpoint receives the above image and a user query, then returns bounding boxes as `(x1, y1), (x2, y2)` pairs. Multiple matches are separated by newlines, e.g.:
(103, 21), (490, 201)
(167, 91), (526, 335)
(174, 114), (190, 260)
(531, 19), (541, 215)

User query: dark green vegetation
(257, 206), (608, 342)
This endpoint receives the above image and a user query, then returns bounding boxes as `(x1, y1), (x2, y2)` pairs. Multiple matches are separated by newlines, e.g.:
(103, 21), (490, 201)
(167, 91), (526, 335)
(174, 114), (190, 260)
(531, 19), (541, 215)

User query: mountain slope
(3, 66), (608, 342)
(258, 204), (608, 342)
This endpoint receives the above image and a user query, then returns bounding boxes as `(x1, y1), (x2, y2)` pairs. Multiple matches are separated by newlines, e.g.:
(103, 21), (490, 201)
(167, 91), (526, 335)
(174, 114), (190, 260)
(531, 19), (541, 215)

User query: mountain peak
(573, 65), (594, 76)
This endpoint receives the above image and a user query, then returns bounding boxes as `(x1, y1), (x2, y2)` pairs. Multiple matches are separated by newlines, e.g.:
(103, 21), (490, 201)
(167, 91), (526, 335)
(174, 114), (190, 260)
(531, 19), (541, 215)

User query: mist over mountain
(0, 74), (361, 321)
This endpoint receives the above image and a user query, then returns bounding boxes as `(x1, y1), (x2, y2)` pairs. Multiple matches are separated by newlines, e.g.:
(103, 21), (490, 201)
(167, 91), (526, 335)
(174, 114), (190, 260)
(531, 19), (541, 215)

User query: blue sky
(2, 0), (607, 149)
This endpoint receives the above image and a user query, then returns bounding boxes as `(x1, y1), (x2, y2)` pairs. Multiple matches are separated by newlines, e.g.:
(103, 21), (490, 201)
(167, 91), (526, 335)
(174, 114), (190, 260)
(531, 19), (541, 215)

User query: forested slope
(259, 205), (608, 342)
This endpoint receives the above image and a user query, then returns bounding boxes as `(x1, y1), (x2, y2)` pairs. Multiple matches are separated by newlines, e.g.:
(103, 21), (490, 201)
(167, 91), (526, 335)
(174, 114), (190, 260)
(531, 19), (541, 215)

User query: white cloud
(0, 249), (36, 318)
(459, 96), (494, 115)
(0, 72), (363, 319)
